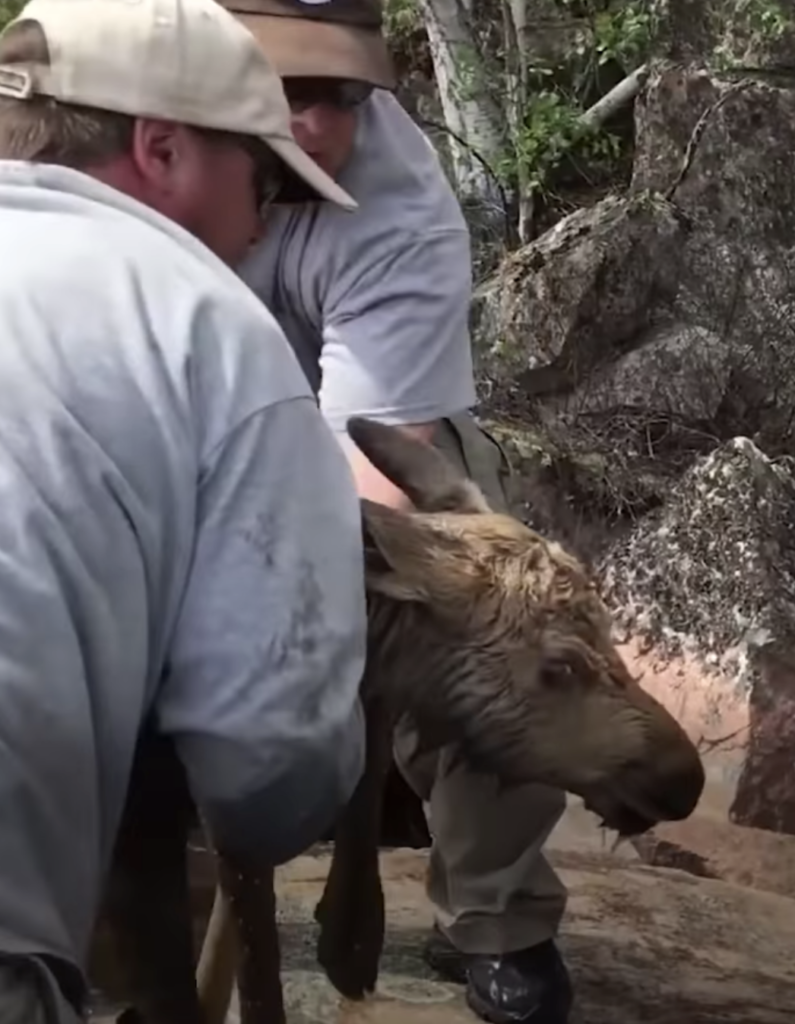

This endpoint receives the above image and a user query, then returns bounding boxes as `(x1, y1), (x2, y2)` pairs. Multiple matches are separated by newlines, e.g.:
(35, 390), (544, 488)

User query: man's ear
(361, 499), (459, 603)
(130, 118), (181, 189)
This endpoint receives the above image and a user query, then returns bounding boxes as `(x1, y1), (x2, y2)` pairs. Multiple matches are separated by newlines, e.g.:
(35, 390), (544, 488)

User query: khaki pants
(0, 958), (82, 1024)
(392, 413), (568, 955)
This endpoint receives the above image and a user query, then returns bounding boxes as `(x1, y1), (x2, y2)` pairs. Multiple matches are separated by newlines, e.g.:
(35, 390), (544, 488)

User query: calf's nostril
(647, 752), (706, 821)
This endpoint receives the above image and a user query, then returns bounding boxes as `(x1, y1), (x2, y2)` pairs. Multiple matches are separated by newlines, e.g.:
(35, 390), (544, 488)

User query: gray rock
(472, 191), (688, 397)
(544, 321), (730, 422)
(476, 61), (795, 461)
(631, 63), (795, 442)
(632, 63), (795, 248)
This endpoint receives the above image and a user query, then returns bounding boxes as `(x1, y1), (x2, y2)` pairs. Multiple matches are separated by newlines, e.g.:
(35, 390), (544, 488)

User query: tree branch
(578, 62), (650, 132)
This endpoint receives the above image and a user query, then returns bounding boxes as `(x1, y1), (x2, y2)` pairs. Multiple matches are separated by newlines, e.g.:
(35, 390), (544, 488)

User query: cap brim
(267, 132), (357, 210)
(237, 12), (396, 90)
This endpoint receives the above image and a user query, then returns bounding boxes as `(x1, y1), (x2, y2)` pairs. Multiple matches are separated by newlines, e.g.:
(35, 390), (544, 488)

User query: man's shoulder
(327, 91), (467, 250)
(241, 92), (468, 302)
(0, 162), (284, 330)
(351, 94), (461, 210)
(0, 165), (313, 448)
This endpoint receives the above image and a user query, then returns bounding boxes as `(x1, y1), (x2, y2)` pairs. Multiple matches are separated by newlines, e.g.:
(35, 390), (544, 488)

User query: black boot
(423, 927), (573, 1024)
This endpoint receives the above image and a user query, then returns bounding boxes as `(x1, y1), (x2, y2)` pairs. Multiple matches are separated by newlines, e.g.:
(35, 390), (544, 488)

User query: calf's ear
(347, 416), (490, 514)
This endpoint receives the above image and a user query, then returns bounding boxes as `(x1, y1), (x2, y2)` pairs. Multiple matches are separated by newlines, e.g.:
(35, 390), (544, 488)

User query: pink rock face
(617, 637), (749, 822)
(618, 632), (795, 836)
(612, 632), (795, 901)
(631, 814), (795, 900)
(598, 437), (795, 840)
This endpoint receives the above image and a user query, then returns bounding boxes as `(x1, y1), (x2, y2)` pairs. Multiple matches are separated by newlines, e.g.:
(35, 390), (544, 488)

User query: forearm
(184, 698), (365, 866)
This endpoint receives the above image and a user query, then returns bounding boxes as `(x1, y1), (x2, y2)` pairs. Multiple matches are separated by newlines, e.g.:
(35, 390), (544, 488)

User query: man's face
(126, 119), (283, 265)
(283, 77), (373, 179)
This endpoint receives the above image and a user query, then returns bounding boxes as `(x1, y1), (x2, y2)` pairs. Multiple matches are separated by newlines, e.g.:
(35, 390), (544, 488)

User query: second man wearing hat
(230, 2), (574, 1022)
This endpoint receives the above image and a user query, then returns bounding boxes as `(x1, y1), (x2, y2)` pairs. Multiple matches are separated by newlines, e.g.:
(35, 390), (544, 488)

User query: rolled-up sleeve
(155, 395), (367, 866)
(319, 227), (478, 432)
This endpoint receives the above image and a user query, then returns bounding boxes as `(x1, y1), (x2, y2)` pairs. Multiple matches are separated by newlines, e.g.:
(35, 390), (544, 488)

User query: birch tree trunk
(503, 0), (532, 241)
(417, 0), (506, 211)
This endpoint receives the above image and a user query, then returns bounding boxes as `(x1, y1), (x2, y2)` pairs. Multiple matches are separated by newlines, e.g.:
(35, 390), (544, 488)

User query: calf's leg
(102, 725), (204, 1024)
(211, 856), (284, 1024)
(315, 697), (393, 999)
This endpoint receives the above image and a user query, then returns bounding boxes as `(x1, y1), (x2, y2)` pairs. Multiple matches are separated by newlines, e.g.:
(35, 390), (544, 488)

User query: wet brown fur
(95, 418), (705, 1024)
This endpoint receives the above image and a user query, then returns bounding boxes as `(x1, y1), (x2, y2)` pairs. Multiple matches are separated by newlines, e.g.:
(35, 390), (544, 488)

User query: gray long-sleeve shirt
(0, 161), (367, 971)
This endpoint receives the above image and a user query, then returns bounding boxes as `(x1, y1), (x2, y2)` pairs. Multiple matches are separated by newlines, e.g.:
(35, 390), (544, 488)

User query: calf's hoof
(315, 880), (386, 1000)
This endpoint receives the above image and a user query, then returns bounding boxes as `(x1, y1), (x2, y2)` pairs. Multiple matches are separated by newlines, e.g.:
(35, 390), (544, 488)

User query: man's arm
(155, 396), (368, 866)
(320, 227), (477, 509)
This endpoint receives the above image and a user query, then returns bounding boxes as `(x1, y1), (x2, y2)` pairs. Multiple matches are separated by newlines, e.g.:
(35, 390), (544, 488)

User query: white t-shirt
(239, 90), (478, 435)
(0, 162), (366, 974)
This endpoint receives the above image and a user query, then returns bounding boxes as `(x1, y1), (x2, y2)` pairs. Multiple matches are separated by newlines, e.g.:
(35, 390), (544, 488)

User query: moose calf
(97, 417), (706, 1024)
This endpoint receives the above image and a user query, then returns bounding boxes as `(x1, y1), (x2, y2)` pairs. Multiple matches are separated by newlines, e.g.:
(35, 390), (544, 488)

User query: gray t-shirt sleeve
(319, 227), (478, 432)
(155, 395), (368, 865)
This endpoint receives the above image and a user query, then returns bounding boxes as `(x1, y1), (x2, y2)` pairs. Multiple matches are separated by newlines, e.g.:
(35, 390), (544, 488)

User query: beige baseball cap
(0, 0), (357, 210)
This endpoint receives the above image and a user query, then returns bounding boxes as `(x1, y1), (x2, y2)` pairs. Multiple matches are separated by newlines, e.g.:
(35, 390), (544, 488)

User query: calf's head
(349, 417), (705, 837)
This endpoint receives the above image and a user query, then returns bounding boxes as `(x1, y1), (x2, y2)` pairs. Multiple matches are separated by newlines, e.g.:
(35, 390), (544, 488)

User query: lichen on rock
(599, 437), (795, 670)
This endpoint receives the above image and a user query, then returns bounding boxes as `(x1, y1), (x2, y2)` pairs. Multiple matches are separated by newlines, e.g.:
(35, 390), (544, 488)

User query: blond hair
(0, 18), (134, 166)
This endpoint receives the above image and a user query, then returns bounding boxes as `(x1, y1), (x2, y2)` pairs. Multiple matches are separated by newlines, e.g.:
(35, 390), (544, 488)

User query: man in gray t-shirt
(230, 1), (573, 1021)
(0, 1), (368, 1019)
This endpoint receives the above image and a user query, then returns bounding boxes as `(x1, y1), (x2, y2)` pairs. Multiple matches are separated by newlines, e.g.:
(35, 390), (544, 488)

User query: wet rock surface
(632, 816), (795, 898)
(90, 836), (795, 1024)
(239, 846), (795, 1024)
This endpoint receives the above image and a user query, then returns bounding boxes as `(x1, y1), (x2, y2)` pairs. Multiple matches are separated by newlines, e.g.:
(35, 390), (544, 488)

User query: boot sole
(465, 984), (541, 1024)
(465, 979), (572, 1024)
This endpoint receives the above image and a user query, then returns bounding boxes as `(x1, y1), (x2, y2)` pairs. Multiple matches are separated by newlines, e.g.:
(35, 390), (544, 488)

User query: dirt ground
(90, 798), (795, 1024)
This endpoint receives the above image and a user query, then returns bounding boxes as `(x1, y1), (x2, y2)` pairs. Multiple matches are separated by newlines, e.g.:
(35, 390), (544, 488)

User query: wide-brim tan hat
(226, 0), (397, 91)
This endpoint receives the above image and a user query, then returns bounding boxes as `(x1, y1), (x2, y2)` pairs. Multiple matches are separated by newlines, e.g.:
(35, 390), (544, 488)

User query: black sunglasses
(283, 77), (375, 113)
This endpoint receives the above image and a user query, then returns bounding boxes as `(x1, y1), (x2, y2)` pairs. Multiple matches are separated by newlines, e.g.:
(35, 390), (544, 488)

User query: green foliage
(497, 86), (623, 196)
(501, 0), (656, 205)
(712, 0), (793, 68)
(383, 0), (661, 222)
(383, 0), (422, 46)
(0, 0), (23, 31)
(390, 0), (655, 211)
(580, 0), (656, 67)
(497, 91), (579, 194)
